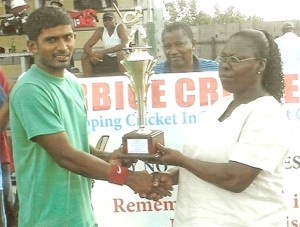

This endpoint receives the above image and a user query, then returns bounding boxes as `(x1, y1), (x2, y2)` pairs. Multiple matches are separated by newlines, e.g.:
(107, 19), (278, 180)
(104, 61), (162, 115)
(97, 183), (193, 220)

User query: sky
(194, 0), (300, 21)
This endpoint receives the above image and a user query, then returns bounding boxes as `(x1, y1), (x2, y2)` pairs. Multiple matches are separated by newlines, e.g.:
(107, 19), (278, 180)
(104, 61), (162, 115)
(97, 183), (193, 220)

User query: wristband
(108, 165), (128, 185)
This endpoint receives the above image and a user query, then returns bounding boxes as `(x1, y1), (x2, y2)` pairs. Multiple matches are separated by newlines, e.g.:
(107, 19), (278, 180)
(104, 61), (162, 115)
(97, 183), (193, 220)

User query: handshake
(109, 143), (182, 200)
(137, 171), (174, 201)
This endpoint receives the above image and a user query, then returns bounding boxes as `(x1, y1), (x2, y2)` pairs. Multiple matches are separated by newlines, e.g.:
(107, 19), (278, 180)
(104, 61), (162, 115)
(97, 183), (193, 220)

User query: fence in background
(190, 20), (300, 60)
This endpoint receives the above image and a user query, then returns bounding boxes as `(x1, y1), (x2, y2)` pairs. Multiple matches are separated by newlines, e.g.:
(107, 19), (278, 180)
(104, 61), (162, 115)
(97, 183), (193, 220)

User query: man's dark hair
(162, 21), (194, 40)
(25, 6), (73, 41)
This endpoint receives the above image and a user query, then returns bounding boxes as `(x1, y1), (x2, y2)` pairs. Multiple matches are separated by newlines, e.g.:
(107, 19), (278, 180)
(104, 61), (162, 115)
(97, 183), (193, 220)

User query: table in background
(0, 52), (32, 73)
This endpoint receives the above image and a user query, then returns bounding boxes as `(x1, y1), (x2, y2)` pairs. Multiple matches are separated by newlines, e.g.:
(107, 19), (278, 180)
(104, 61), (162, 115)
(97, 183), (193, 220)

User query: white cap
(50, 0), (64, 7)
(11, 0), (27, 9)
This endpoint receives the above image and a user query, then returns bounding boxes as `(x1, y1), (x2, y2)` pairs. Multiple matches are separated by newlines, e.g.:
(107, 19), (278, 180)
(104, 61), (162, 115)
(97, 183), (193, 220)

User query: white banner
(79, 72), (300, 227)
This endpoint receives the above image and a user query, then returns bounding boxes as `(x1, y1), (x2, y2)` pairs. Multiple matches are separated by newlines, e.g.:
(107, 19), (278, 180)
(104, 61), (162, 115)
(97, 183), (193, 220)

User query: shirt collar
(164, 55), (200, 73)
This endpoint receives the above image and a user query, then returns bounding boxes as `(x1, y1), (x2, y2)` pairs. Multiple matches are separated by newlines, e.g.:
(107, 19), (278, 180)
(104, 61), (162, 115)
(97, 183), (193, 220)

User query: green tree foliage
(164, 1), (263, 25)
(165, 0), (198, 25)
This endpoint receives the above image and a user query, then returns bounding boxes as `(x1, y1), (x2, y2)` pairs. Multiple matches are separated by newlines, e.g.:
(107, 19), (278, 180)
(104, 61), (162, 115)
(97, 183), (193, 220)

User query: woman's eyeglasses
(217, 56), (259, 65)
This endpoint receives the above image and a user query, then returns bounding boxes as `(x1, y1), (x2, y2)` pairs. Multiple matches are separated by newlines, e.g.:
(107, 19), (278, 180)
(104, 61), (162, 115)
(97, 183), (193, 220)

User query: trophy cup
(121, 49), (164, 159)
(113, 4), (164, 159)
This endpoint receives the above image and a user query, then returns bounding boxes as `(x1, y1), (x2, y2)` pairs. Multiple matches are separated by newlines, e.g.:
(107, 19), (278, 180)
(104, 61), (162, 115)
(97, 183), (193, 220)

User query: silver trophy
(121, 49), (164, 159)
(114, 4), (164, 158)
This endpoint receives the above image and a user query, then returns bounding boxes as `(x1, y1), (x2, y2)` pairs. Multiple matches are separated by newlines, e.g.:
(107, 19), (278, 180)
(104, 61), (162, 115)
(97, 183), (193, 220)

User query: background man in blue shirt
(154, 22), (218, 74)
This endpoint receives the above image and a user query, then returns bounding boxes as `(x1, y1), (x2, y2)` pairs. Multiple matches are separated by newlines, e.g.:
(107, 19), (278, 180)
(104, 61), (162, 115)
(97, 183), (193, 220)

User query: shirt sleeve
(0, 69), (9, 93)
(229, 100), (290, 173)
(11, 83), (65, 140)
(0, 69), (9, 107)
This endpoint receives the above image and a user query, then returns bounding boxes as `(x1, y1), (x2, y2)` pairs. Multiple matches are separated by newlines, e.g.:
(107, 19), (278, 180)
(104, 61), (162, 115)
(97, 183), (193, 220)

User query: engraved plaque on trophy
(121, 48), (164, 159)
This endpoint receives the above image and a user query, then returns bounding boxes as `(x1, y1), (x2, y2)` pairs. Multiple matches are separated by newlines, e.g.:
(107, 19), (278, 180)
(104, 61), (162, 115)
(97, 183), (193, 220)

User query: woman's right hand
(155, 143), (184, 166)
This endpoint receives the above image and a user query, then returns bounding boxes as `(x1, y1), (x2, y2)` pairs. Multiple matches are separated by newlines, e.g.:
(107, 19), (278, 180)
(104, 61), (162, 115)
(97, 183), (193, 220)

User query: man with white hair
(275, 21), (300, 73)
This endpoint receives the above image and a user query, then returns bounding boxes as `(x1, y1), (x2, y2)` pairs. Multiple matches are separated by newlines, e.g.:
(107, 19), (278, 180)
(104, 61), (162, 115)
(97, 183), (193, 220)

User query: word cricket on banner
(79, 72), (300, 227)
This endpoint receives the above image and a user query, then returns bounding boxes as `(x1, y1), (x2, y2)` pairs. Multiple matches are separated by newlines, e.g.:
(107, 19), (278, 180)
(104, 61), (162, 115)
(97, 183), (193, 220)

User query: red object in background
(68, 8), (98, 28)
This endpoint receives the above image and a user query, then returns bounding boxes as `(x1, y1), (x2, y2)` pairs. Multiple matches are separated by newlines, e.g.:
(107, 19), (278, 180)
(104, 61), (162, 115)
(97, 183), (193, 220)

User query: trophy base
(122, 129), (164, 160)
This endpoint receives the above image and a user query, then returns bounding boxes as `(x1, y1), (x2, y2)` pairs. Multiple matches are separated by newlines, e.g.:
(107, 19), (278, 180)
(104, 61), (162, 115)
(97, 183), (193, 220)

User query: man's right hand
(140, 172), (174, 201)
(125, 171), (154, 195)
(92, 51), (104, 62)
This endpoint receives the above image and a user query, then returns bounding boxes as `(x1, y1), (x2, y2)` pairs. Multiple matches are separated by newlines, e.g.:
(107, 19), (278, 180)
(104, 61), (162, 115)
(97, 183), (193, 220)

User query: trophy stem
(135, 95), (152, 134)
(119, 10), (165, 158)
(136, 94), (146, 129)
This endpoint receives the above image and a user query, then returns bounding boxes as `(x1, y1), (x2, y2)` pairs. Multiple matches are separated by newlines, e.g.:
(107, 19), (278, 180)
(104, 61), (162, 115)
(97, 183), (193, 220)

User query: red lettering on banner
(127, 202), (135, 212)
(128, 85), (135, 109)
(115, 81), (124, 110)
(84, 77), (224, 111)
(199, 77), (219, 106)
(176, 78), (195, 107)
(284, 74), (299, 103)
(153, 200), (163, 211)
(90, 82), (135, 111)
(113, 198), (176, 213)
(294, 194), (299, 208)
(92, 83), (111, 111)
(151, 79), (166, 108)
(175, 78), (220, 107)
(82, 73), (300, 112)
(290, 220), (299, 227)
(113, 198), (126, 212)
(287, 216), (299, 227)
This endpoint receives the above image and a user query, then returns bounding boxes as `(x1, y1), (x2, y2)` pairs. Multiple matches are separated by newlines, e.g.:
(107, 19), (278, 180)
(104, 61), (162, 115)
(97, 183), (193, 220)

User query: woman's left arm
(156, 143), (260, 193)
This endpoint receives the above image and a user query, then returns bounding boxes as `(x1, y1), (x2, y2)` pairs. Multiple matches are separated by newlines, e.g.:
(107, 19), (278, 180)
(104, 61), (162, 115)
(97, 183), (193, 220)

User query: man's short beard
(41, 58), (70, 70)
